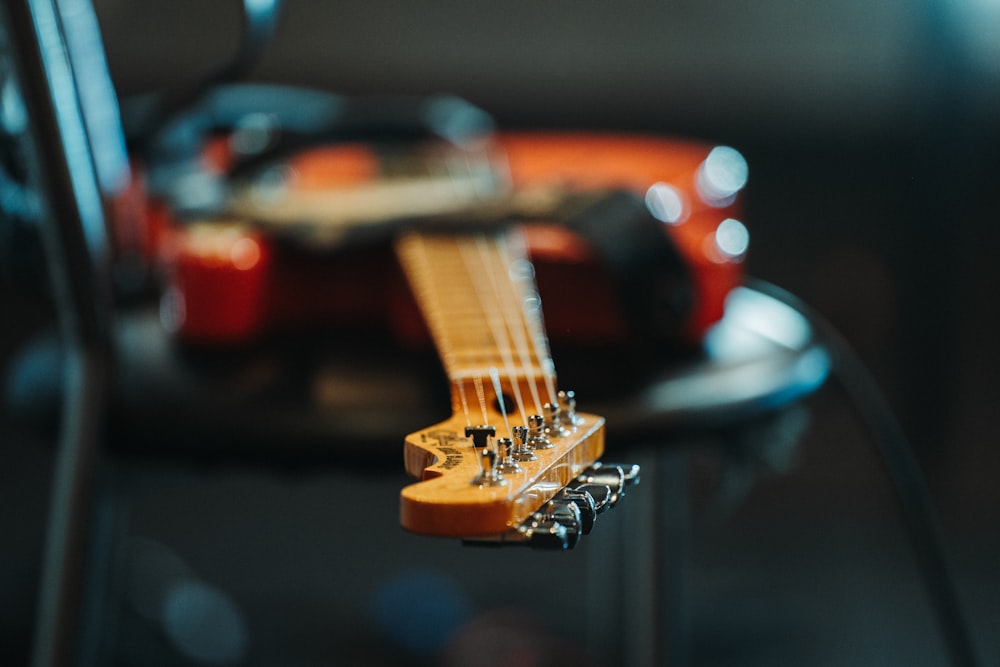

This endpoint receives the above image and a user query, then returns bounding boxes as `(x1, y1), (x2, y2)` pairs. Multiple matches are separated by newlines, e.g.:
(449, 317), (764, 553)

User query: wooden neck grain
(395, 230), (557, 422)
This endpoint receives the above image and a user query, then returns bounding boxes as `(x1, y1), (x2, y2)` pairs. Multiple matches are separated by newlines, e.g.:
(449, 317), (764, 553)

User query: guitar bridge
(461, 462), (640, 550)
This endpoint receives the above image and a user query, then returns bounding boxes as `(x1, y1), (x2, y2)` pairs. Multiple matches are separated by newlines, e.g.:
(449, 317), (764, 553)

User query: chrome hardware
(579, 463), (625, 493)
(462, 461), (641, 548)
(543, 401), (567, 437)
(589, 461), (642, 488)
(461, 518), (570, 550)
(511, 425), (537, 462)
(570, 483), (614, 513)
(577, 462), (637, 506)
(466, 425), (506, 486)
(556, 487), (597, 534)
(524, 518), (570, 550)
(495, 437), (523, 475)
(527, 414), (553, 449)
(472, 447), (506, 487)
(464, 424), (496, 449)
(557, 390), (581, 427)
(536, 499), (582, 549)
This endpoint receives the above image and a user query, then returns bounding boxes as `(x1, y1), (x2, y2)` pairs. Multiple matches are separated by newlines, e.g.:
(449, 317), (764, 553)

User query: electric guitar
(134, 132), (747, 548)
(395, 229), (636, 548)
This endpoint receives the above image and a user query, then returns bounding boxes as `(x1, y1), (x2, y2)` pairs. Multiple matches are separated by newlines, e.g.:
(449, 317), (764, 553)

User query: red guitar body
(127, 133), (747, 348)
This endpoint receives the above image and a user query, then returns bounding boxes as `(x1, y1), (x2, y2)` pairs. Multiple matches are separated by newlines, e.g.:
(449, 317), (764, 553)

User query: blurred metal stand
(2, 0), (127, 665)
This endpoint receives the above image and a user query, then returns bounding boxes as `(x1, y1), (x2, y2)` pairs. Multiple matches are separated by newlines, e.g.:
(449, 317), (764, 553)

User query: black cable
(136, 0), (285, 153)
(746, 278), (981, 667)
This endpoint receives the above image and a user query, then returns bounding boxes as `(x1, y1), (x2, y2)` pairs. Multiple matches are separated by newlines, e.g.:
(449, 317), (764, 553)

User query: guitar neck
(395, 230), (558, 424)
(395, 228), (611, 539)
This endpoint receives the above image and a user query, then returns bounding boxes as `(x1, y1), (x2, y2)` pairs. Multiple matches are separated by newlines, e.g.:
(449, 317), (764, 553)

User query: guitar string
(504, 229), (558, 405)
(456, 377), (471, 426)
(472, 375), (489, 426)
(458, 236), (517, 436)
(489, 367), (512, 439)
(400, 231), (552, 433)
(474, 235), (535, 426)
(484, 231), (547, 417)
(466, 231), (556, 422)
(478, 234), (534, 417)
(505, 237), (552, 415)
(465, 237), (540, 434)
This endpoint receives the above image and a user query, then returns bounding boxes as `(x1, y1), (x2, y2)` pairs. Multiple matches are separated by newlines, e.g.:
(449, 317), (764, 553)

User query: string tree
(464, 424), (505, 486)
(465, 424), (496, 450)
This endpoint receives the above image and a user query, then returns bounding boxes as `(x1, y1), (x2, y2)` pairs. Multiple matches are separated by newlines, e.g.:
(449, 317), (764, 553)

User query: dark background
(3, 1), (999, 664)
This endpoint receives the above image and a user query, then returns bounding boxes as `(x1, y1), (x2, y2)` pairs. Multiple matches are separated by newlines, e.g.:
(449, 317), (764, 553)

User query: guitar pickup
(461, 462), (640, 550)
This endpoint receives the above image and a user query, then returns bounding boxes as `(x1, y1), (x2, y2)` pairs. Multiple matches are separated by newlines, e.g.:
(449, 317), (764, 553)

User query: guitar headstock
(395, 230), (639, 548)
(401, 395), (605, 540)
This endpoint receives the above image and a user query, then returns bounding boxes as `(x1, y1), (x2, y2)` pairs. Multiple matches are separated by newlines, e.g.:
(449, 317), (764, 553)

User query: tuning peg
(577, 463), (627, 504)
(591, 462), (641, 487)
(472, 447), (506, 487)
(524, 518), (570, 550)
(511, 425), (537, 462)
(557, 390), (581, 427)
(571, 483), (614, 513)
(556, 487), (597, 534)
(543, 401), (569, 437)
(526, 414), (552, 450)
(495, 437), (523, 475)
(532, 499), (582, 549)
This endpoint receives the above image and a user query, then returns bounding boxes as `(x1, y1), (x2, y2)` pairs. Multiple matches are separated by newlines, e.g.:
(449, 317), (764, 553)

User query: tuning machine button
(460, 461), (641, 548)
(535, 499), (582, 549)
(523, 518), (570, 550)
(576, 463), (631, 506)
(594, 462), (641, 487)
(556, 487), (598, 534)
(571, 483), (614, 514)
